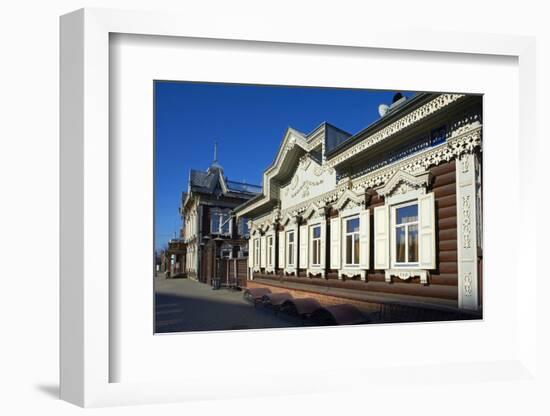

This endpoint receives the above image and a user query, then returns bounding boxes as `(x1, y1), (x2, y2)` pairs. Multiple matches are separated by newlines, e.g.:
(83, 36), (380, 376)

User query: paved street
(154, 276), (304, 333)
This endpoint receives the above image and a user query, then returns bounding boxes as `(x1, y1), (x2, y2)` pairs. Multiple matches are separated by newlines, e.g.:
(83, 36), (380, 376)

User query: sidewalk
(155, 276), (304, 333)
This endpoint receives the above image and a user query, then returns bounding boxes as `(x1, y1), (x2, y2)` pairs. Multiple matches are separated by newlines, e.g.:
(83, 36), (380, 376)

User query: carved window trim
(390, 200), (420, 269)
(253, 238), (261, 272)
(286, 230), (296, 267)
(310, 224), (321, 267)
(376, 169), (429, 274)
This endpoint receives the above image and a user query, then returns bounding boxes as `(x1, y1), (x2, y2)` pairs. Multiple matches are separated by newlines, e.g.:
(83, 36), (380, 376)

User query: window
(211, 209), (232, 235)
(255, 239), (260, 265)
(221, 249), (231, 259)
(287, 231), (295, 265)
(220, 212), (230, 234)
(267, 236), (273, 266)
(345, 217), (360, 265)
(311, 225), (321, 266)
(211, 212), (220, 234)
(393, 202), (419, 265)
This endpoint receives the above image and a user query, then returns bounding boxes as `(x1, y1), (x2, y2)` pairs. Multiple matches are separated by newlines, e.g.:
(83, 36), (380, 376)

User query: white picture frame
(60, 7), (539, 408)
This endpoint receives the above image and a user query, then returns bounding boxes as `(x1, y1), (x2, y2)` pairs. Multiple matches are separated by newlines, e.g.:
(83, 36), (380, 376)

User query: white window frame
(211, 209), (232, 236)
(286, 230), (295, 266)
(391, 200), (420, 269)
(343, 215), (360, 267)
(311, 224), (321, 266)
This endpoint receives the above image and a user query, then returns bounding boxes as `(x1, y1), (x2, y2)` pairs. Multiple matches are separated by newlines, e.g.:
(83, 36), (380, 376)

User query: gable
(279, 155), (336, 210)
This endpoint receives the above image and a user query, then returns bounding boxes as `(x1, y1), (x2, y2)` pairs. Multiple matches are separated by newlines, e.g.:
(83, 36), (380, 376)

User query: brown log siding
(430, 160), (458, 291)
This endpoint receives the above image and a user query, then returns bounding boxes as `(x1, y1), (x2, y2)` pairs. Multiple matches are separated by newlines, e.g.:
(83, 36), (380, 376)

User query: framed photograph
(60, 8), (539, 408)
(154, 82), (482, 335)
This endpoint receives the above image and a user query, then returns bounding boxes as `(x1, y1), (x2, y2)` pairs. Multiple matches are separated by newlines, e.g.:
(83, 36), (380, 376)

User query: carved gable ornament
(280, 154), (336, 210)
(281, 212), (295, 226)
(334, 189), (364, 211)
(378, 170), (431, 203)
(302, 204), (317, 221)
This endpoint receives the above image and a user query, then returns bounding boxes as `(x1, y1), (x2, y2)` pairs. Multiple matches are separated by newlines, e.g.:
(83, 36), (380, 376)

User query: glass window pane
(396, 204), (418, 224)
(354, 234), (360, 264)
(346, 235), (353, 264)
(313, 226), (321, 239)
(221, 214), (230, 233)
(211, 213), (220, 233)
(408, 224), (418, 262)
(288, 232), (294, 243)
(346, 217), (360, 233)
(395, 226), (406, 263)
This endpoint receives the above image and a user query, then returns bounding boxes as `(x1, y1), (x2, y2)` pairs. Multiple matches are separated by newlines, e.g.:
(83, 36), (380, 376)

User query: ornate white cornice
(350, 126), (481, 193)
(241, 98), (479, 222)
(277, 125), (481, 218)
(326, 94), (466, 168)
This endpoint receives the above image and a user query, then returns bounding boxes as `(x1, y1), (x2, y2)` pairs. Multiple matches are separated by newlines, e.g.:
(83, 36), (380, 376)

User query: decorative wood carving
(385, 269), (428, 284)
(377, 170), (431, 198)
(327, 94), (466, 168)
(277, 126), (481, 220)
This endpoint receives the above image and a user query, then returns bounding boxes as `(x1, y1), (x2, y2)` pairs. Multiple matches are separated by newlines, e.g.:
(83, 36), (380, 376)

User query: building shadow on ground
(155, 291), (306, 333)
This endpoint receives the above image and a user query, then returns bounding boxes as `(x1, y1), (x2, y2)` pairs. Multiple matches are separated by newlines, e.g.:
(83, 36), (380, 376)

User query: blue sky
(155, 81), (415, 251)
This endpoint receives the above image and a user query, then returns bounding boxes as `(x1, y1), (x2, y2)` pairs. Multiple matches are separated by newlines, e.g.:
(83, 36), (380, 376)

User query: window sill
(307, 266), (325, 278)
(338, 268), (366, 281)
(283, 266), (298, 276)
(385, 268), (428, 284)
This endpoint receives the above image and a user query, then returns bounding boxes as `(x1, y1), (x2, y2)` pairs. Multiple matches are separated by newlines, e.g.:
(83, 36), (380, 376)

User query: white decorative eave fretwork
(236, 94), (467, 219)
(326, 94), (466, 168)
(377, 170), (431, 198)
(350, 126), (482, 193)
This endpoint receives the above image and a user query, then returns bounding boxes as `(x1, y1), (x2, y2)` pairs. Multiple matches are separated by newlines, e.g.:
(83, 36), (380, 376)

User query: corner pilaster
(456, 153), (481, 311)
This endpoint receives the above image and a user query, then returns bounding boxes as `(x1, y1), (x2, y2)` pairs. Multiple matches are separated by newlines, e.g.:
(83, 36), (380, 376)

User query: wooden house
(180, 146), (262, 284)
(234, 93), (483, 316)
